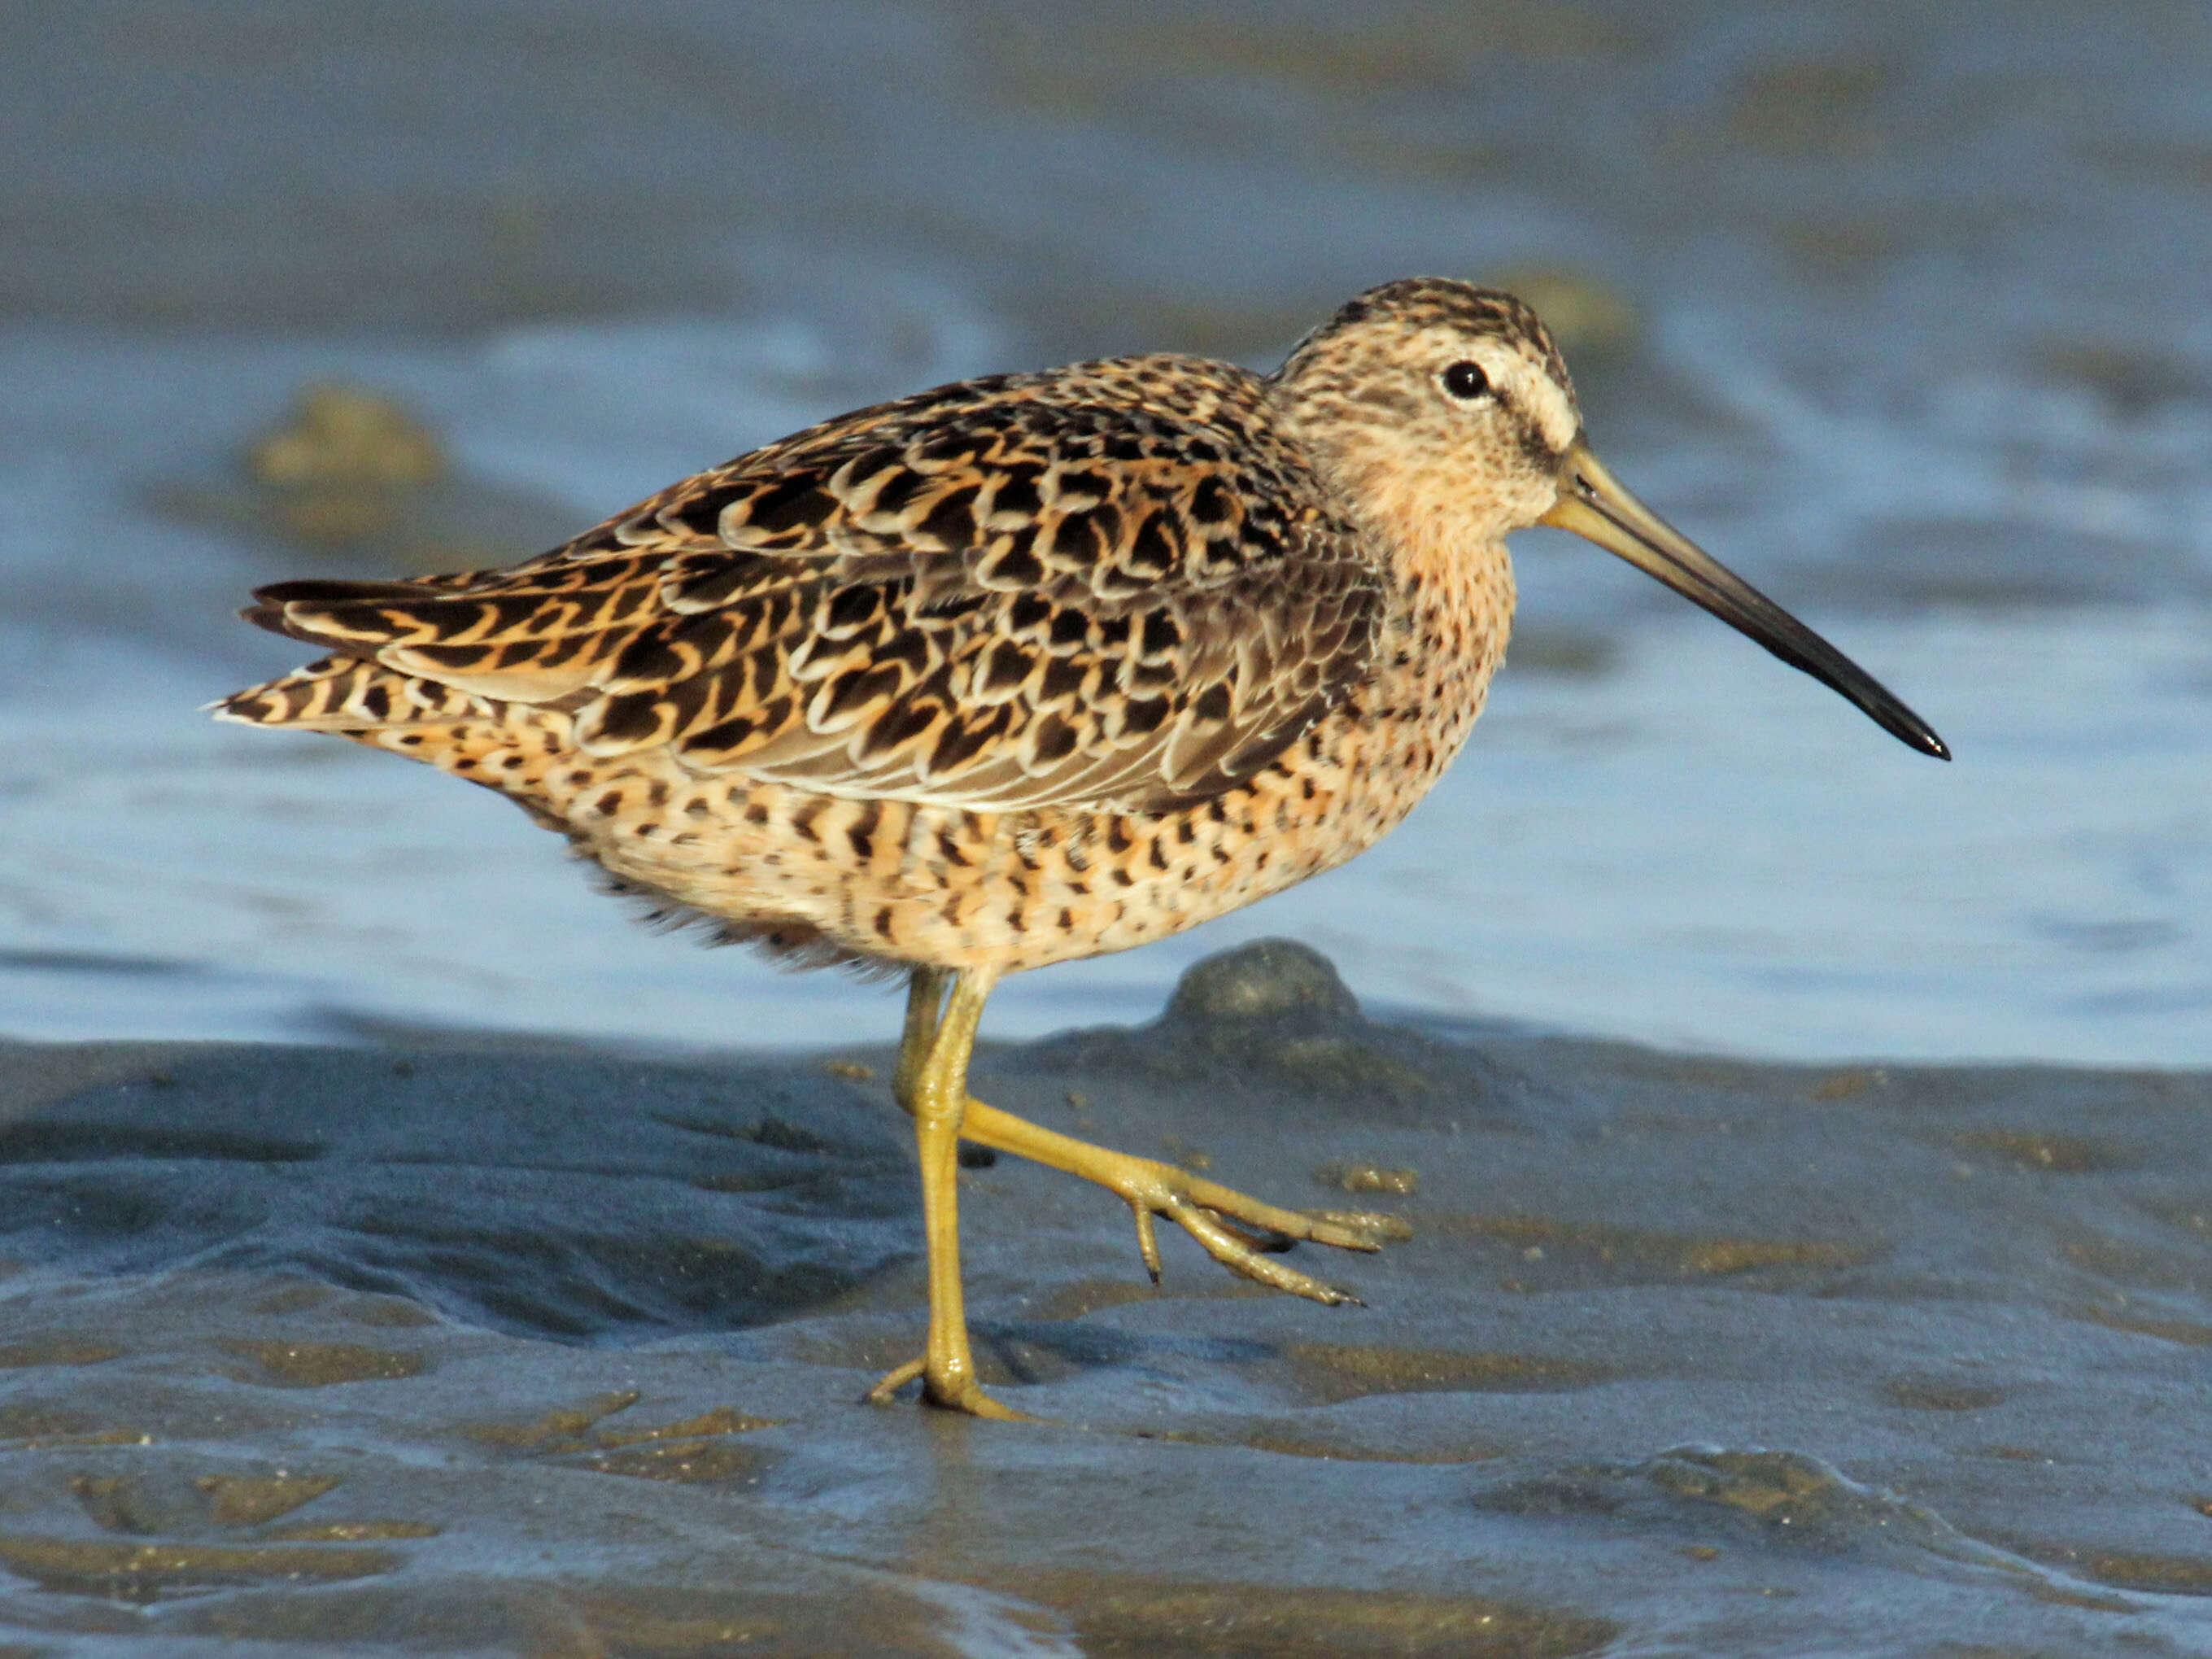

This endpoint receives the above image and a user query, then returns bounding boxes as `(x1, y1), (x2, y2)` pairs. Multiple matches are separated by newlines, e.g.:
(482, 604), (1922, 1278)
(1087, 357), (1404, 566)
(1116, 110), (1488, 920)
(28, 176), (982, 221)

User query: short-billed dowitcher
(220, 277), (1946, 1418)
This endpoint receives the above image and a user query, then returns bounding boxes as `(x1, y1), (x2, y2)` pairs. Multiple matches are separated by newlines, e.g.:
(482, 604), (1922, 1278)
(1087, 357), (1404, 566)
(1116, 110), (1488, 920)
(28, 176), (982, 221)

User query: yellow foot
(1114, 1159), (1390, 1304)
(865, 1356), (1036, 1421)
(958, 1099), (1400, 1304)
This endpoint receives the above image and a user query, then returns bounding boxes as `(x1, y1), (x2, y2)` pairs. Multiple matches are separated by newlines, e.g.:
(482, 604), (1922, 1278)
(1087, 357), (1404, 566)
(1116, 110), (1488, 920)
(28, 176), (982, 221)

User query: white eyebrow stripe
(1470, 340), (1577, 453)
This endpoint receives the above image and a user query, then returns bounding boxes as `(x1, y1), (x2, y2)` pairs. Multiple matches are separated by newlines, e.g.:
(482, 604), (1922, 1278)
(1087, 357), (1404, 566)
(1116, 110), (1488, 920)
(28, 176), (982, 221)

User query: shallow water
(6, 3), (2211, 1063)
(7, 552), (2208, 1064)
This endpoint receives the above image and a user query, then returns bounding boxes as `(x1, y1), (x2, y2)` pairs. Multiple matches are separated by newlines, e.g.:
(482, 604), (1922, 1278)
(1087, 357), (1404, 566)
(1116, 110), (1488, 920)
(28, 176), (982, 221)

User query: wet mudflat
(2, 943), (2207, 1656)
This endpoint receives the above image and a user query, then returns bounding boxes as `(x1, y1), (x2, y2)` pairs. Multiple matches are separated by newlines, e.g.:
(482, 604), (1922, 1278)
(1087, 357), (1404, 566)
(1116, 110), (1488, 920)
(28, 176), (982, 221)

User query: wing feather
(233, 359), (1383, 814)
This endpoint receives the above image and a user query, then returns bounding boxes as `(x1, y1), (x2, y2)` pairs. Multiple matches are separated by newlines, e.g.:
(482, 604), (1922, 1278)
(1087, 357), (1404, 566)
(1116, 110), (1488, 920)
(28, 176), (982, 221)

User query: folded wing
(225, 366), (1384, 815)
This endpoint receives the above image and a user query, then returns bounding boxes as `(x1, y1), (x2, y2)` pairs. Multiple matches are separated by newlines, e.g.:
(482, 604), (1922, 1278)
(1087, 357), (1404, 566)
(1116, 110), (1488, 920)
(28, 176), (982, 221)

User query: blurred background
(2, 0), (2205, 1063)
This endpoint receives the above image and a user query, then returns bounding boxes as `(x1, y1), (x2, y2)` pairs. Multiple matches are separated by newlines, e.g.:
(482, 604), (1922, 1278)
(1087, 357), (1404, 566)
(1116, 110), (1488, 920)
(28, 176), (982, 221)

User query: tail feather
(213, 654), (498, 731)
(238, 565), (665, 705)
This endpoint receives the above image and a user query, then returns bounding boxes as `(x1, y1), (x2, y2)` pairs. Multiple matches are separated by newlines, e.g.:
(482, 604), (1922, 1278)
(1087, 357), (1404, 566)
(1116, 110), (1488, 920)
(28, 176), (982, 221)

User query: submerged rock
(1020, 938), (1530, 1123)
(155, 379), (579, 578)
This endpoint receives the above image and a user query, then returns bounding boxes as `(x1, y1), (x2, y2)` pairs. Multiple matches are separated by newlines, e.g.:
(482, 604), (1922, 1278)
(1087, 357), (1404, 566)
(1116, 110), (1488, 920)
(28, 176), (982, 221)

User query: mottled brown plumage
(220, 277), (1944, 1417)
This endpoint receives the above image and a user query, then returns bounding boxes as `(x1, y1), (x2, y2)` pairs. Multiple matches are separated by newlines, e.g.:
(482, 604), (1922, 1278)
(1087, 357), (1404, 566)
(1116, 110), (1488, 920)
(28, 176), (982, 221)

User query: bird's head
(1272, 277), (1947, 759)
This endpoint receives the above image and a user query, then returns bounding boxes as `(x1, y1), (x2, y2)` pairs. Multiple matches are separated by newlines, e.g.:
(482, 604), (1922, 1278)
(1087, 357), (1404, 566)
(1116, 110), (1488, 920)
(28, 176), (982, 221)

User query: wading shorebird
(220, 278), (1947, 1418)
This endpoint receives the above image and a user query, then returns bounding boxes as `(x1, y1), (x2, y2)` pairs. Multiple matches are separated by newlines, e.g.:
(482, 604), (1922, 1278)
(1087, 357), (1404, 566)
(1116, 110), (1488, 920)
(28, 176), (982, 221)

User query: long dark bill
(1541, 443), (1950, 760)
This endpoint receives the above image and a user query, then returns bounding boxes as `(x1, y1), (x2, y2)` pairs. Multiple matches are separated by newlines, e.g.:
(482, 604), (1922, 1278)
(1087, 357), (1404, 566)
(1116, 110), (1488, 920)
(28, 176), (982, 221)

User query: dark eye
(1441, 360), (1490, 400)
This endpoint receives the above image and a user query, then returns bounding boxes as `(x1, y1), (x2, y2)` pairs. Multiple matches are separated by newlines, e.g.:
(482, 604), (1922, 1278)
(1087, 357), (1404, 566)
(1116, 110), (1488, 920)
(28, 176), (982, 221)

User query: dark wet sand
(2, 941), (2209, 1655)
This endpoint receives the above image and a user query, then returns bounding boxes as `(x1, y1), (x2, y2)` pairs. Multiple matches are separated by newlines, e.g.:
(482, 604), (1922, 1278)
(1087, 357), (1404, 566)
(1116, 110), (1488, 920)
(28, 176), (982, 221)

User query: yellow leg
(897, 969), (1394, 1301)
(866, 965), (1403, 1413)
(867, 967), (1030, 1421)
(890, 965), (951, 1112)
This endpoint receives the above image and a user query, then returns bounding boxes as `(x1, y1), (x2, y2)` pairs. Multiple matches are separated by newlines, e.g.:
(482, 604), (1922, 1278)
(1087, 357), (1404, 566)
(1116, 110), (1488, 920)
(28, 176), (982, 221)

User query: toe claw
(1130, 1202), (1163, 1284)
